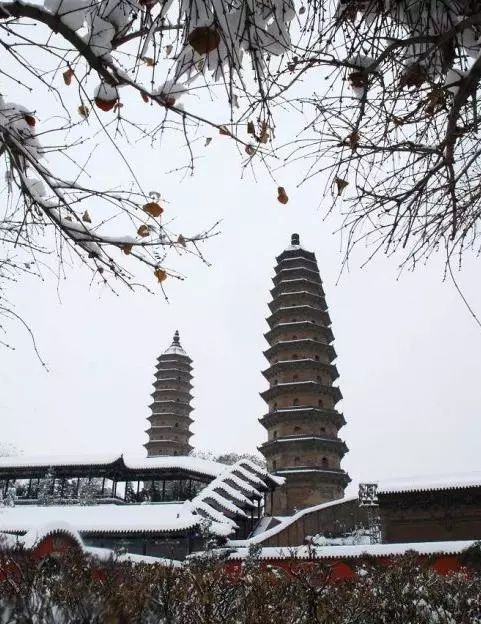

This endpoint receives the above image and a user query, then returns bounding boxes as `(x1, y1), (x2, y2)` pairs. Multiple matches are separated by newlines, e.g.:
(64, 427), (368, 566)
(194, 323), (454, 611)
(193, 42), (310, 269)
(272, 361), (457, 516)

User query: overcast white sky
(1, 24), (481, 495)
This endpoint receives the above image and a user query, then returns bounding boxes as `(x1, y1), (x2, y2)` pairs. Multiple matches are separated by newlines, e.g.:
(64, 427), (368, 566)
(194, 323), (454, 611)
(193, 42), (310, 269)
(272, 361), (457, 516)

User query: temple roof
(226, 540), (477, 561)
(0, 458), (281, 539)
(0, 453), (224, 479)
(378, 470), (481, 495)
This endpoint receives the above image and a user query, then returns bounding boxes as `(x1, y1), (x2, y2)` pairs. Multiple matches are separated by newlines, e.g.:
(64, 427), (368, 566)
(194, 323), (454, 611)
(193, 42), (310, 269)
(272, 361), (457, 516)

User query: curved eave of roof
(0, 454), (225, 479)
(379, 479), (481, 495)
(227, 540), (477, 561)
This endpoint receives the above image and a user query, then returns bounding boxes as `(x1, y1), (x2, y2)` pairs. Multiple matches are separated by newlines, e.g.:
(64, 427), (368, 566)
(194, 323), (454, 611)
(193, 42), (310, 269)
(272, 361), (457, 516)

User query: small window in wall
(273, 402), (278, 410)
(294, 456), (300, 465)
(292, 335), (297, 340)
(320, 427), (326, 433)
(293, 398), (299, 406)
(294, 426), (301, 433)
(273, 430), (278, 438)
(293, 374), (298, 381)
(322, 457), (329, 468)
(175, 422), (179, 428)
(292, 354), (298, 360)
(318, 399), (323, 408)
(274, 379), (278, 385)
(317, 375), (321, 382)
(315, 355), (320, 361)
(174, 451), (178, 456)
(273, 460), (277, 470)
(292, 319), (297, 322)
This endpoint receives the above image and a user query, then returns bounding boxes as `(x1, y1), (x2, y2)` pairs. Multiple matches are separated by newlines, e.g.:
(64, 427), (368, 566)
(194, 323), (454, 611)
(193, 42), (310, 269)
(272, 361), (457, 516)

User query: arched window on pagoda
(273, 430), (278, 438)
(294, 456), (300, 465)
(293, 398), (299, 406)
(318, 399), (323, 408)
(293, 374), (298, 381)
(322, 457), (329, 468)
(292, 354), (298, 359)
(273, 460), (277, 470)
(294, 426), (301, 433)
(315, 355), (320, 361)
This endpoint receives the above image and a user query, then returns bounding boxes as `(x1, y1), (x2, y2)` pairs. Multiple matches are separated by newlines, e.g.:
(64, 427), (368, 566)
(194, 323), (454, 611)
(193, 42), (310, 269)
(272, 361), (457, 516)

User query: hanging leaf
(154, 268), (168, 283)
(78, 105), (90, 118)
(177, 234), (186, 247)
(95, 97), (117, 112)
(247, 121), (256, 136)
(219, 125), (231, 136)
(24, 114), (36, 127)
(259, 122), (269, 144)
(334, 177), (349, 196)
(165, 44), (173, 57)
(277, 186), (289, 204)
(142, 56), (155, 66)
(204, 137), (212, 146)
(245, 144), (256, 156)
(82, 210), (92, 223)
(188, 26), (220, 55)
(141, 92), (150, 103)
(299, 5), (306, 13)
(343, 130), (360, 150)
(143, 201), (164, 218)
(122, 243), (133, 255)
(63, 69), (74, 86)
(137, 224), (150, 237)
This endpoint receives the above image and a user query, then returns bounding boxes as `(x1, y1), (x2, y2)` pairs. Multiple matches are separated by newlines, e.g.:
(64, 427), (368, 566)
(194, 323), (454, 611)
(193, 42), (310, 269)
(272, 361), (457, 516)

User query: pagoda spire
(259, 234), (350, 515)
(144, 331), (194, 457)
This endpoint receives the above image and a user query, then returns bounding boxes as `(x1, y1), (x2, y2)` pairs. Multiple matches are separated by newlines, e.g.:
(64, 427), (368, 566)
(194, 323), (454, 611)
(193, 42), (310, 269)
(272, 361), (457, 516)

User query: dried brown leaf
(63, 68), (74, 86)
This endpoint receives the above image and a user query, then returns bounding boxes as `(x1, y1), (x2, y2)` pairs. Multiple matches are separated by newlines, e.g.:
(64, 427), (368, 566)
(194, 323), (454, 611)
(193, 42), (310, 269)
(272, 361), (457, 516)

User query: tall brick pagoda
(144, 331), (194, 457)
(259, 234), (350, 515)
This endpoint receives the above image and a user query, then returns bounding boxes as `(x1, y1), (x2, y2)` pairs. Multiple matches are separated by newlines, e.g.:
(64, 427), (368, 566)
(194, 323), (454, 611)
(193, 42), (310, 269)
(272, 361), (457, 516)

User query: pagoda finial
(173, 330), (180, 345)
(291, 233), (300, 246)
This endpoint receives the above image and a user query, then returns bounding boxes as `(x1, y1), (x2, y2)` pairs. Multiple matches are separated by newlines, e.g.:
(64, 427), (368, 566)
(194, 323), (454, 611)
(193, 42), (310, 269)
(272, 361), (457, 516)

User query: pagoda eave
(273, 467), (351, 487)
(259, 436), (348, 455)
(261, 360), (339, 382)
(264, 324), (334, 345)
(263, 341), (336, 362)
(260, 382), (342, 403)
(259, 407), (346, 429)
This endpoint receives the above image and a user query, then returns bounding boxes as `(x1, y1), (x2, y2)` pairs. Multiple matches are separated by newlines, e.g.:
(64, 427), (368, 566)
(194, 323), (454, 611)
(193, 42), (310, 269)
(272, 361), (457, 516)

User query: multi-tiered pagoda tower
(144, 331), (194, 457)
(259, 234), (350, 515)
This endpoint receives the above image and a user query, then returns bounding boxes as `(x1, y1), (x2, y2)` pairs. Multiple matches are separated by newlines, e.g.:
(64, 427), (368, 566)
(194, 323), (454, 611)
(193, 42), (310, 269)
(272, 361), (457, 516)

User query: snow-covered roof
(378, 471), (481, 495)
(1, 524), (181, 566)
(191, 459), (283, 526)
(162, 330), (189, 357)
(229, 496), (357, 547)
(227, 540), (477, 561)
(0, 502), (231, 537)
(0, 453), (225, 478)
(0, 453), (121, 469)
(0, 459), (282, 540)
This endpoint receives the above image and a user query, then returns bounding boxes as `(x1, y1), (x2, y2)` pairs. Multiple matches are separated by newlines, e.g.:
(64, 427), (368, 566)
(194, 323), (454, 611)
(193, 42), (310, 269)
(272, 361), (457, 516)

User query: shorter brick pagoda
(144, 331), (194, 457)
